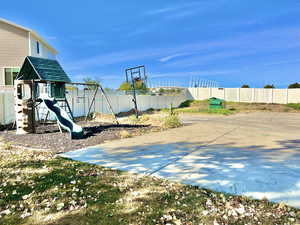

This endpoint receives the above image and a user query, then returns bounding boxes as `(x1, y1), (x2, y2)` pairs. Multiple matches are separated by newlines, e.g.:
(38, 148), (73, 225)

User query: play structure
(14, 56), (117, 139)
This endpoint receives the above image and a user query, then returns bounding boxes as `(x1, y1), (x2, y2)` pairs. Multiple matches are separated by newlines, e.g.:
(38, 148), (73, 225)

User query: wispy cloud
(145, 1), (224, 19)
(159, 53), (194, 62)
(145, 3), (200, 15)
(65, 26), (300, 73)
(149, 69), (238, 79)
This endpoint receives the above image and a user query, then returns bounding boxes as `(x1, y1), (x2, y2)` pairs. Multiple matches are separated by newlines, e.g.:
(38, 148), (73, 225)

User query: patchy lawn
(166, 100), (300, 116)
(0, 147), (299, 225)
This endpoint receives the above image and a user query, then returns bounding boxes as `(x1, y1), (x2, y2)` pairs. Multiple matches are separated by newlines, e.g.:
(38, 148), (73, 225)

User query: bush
(119, 130), (132, 138)
(179, 100), (194, 108)
(241, 84), (250, 88)
(264, 84), (275, 89)
(288, 83), (300, 89)
(163, 115), (182, 128)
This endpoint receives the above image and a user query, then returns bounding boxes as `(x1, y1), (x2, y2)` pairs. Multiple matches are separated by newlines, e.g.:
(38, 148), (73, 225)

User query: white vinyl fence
(0, 89), (187, 125)
(188, 88), (300, 104)
(0, 91), (15, 125)
(2, 87), (300, 125)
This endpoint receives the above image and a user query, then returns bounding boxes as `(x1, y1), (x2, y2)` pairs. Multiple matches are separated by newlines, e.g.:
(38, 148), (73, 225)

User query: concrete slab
(61, 112), (300, 208)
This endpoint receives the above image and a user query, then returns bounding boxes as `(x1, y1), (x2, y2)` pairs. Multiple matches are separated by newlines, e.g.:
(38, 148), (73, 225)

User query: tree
(134, 80), (148, 93)
(241, 84), (250, 88)
(66, 85), (78, 91)
(118, 81), (149, 94)
(118, 82), (132, 91)
(83, 77), (100, 90)
(288, 82), (300, 89)
(104, 87), (113, 93)
(264, 84), (275, 89)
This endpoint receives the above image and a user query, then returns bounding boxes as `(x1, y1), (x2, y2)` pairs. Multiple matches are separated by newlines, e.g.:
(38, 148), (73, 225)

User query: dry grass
(176, 100), (300, 115)
(119, 130), (132, 138)
(0, 147), (300, 225)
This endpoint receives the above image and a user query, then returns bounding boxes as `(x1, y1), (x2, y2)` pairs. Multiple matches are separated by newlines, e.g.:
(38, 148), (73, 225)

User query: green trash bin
(209, 97), (225, 109)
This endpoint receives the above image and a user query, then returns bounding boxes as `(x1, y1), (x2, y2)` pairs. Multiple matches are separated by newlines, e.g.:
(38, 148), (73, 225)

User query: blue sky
(1, 0), (300, 88)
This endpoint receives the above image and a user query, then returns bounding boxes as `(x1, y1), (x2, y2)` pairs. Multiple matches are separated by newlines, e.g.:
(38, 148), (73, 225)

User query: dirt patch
(0, 121), (154, 153)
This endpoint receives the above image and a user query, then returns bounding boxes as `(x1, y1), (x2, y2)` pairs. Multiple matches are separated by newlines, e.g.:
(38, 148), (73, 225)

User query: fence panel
(273, 89), (287, 104)
(288, 89), (300, 103)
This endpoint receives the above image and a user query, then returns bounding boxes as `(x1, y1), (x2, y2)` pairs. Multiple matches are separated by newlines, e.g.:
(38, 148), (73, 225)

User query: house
(0, 18), (58, 87)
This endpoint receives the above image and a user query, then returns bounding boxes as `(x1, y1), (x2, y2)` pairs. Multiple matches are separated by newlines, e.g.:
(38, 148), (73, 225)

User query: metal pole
(98, 84), (119, 125)
(85, 87), (98, 122)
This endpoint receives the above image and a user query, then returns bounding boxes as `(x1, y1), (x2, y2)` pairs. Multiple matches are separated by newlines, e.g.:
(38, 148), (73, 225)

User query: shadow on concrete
(61, 139), (300, 207)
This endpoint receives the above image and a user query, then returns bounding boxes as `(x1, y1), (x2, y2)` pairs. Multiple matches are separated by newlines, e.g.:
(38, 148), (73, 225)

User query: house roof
(17, 56), (71, 83)
(0, 18), (58, 54)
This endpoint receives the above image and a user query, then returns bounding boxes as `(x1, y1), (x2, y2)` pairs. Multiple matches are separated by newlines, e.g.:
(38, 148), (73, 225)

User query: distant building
(0, 18), (57, 87)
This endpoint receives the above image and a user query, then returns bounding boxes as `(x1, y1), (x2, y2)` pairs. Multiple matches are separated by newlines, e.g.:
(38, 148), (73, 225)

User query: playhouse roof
(16, 56), (71, 83)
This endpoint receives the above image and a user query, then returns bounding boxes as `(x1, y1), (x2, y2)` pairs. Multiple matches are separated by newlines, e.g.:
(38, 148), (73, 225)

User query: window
(4, 68), (20, 85)
(36, 41), (40, 54)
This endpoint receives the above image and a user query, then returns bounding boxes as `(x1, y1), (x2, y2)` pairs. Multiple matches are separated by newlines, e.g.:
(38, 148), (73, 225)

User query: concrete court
(61, 112), (300, 208)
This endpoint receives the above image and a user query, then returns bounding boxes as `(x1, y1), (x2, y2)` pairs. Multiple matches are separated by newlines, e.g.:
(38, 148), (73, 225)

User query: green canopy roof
(16, 56), (71, 83)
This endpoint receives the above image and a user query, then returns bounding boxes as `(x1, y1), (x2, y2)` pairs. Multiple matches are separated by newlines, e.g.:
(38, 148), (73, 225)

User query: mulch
(0, 121), (152, 153)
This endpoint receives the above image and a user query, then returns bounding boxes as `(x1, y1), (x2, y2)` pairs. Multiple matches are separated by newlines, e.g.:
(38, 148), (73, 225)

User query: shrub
(288, 83), (300, 89)
(241, 84), (250, 88)
(264, 84), (275, 89)
(146, 108), (155, 112)
(119, 130), (132, 138)
(163, 115), (183, 128)
(179, 100), (194, 108)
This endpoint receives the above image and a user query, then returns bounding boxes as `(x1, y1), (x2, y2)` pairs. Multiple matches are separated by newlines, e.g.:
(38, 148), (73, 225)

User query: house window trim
(3, 67), (20, 86)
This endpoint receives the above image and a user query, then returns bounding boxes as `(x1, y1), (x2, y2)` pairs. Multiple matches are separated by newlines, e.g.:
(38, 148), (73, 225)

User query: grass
(287, 103), (300, 110)
(0, 148), (299, 225)
(174, 100), (300, 115)
(174, 107), (237, 115)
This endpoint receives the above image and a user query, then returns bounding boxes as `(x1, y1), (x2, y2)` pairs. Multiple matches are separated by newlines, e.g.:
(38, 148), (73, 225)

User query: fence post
(252, 88), (255, 103)
(0, 94), (4, 124)
(286, 89), (289, 104)
(271, 88), (274, 104)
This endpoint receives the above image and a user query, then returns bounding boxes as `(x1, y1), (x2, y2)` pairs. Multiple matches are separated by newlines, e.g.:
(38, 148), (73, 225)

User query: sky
(1, 0), (300, 88)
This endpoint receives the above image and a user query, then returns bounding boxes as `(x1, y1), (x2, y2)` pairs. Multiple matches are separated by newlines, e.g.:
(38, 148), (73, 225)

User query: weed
(2, 142), (13, 150)
(163, 115), (183, 128)
(119, 130), (132, 138)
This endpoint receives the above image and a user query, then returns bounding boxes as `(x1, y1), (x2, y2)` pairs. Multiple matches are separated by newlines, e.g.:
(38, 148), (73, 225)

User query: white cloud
(159, 53), (193, 62)
(149, 69), (238, 79)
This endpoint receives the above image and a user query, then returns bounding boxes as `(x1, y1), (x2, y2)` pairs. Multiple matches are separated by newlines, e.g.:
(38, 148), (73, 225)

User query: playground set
(14, 56), (117, 139)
